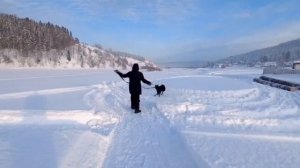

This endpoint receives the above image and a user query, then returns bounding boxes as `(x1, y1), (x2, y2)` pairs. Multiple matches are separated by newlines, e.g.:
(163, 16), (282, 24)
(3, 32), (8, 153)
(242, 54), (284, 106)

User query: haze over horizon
(1, 0), (300, 63)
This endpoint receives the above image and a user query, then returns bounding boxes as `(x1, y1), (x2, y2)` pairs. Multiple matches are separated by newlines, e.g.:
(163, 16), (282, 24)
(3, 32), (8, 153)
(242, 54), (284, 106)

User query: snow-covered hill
(217, 39), (300, 66)
(0, 44), (160, 71)
(0, 14), (160, 71)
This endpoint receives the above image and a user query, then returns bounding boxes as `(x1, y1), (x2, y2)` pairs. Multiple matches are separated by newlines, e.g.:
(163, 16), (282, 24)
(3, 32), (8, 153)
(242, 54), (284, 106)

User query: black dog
(155, 84), (166, 96)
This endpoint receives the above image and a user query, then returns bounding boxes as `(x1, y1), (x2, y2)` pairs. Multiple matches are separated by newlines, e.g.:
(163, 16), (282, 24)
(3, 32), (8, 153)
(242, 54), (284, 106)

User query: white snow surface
(265, 74), (300, 84)
(0, 67), (300, 168)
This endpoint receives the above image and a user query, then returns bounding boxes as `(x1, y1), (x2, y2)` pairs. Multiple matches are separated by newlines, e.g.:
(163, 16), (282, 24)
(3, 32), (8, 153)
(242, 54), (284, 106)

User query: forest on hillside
(0, 13), (79, 54)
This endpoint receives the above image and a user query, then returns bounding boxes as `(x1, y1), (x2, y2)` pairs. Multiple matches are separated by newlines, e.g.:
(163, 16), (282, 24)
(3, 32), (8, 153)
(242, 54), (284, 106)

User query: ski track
(183, 130), (300, 143)
(157, 81), (300, 133)
(0, 85), (99, 100)
(0, 71), (102, 82)
(0, 82), (122, 168)
(151, 75), (300, 168)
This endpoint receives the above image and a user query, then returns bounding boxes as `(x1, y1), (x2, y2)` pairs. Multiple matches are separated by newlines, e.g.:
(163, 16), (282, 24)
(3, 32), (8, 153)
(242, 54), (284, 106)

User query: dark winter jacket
(116, 64), (151, 95)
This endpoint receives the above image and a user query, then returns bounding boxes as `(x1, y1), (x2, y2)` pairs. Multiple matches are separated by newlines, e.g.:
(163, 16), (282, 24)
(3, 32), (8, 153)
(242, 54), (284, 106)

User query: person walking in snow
(115, 63), (152, 113)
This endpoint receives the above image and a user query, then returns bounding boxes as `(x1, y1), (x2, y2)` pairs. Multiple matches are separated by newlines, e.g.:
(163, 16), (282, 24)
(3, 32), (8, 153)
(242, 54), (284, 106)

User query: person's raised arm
(141, 73), (151, 86)
(115, 70), (130, 78)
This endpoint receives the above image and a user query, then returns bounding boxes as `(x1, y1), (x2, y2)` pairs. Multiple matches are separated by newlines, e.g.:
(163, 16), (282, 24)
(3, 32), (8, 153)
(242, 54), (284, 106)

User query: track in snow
(87, 78), (300, 168)
(103, 105), (207, 168)
(87, 85), (208, 168)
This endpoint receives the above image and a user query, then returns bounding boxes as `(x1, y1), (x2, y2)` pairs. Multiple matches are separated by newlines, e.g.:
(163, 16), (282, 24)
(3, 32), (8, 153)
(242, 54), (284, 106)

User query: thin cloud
(154, 0), (195, 20)
(230, 21), (300, 48)
(0, 0), (20, 13)
(256, 1), (295, 15)
(233, 11), (252, 20)
(66, 0), (199, 22)
(165, 21), (300, 61)
(8, 0), (199, 24)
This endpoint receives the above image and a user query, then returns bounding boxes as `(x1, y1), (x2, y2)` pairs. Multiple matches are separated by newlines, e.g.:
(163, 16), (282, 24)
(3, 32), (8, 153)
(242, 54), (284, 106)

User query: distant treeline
(215, 39), (300, 67)
(0, 13), (79, 54)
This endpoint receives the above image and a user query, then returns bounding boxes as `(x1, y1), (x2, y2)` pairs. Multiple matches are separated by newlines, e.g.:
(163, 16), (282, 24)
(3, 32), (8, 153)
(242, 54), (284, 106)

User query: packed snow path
(86, 84), (208, 168)
(103, 104), (205, 168)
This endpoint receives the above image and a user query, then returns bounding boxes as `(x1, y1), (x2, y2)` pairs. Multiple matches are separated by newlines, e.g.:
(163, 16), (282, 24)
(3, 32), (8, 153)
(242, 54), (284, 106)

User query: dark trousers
(131, 94), (140, 110)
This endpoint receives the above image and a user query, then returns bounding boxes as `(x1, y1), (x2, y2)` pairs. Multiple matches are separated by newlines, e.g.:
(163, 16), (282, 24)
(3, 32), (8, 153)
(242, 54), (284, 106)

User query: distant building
(293, 61), (300, 70)
(218, 64), (226, 68)
(263, 61), (277, 67)
(283, 61), (293, 68)
(254, 62), (262, 67)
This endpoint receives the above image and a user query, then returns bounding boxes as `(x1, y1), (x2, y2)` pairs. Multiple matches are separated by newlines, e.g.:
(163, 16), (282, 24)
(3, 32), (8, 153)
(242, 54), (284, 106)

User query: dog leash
(142, 85), (156, 89)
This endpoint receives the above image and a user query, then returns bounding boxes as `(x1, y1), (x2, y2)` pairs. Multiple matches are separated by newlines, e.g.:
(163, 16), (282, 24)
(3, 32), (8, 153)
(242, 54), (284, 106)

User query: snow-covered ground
(0, 67), (300, 168)
(265, 74), (300, 84)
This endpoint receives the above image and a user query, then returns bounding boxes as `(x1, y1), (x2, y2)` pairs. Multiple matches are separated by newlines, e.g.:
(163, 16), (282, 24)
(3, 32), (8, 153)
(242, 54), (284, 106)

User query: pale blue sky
(1, 0), (300, 62)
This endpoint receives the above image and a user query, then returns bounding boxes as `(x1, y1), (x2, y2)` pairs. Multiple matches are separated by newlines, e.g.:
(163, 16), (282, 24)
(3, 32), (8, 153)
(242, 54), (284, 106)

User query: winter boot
(134, 103), (141, 113)
(131, 101), (135, 109)
(135, 109), (141, 113)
